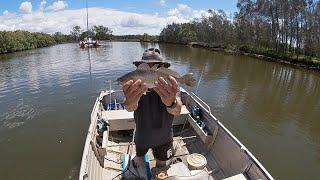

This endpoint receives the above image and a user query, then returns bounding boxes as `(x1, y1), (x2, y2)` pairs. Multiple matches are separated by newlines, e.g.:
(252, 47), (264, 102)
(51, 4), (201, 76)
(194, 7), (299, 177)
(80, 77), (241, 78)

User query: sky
(0, 0), (238, 35)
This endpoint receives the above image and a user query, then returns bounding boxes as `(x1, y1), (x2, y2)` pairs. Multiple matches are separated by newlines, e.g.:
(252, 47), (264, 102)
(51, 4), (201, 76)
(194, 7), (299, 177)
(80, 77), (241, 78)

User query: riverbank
(0, 30), (76, 55)
(189, 42), (320, 70)
(112, 39), (140, 42)
(0, 39), (138, 55)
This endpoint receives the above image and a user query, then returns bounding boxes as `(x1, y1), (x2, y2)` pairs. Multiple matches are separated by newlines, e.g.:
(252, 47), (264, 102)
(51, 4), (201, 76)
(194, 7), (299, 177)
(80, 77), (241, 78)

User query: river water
(0, 43), (319, 180)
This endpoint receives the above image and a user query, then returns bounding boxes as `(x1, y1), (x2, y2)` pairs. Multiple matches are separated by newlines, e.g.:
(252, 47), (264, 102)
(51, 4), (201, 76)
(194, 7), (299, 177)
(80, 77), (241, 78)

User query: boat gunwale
(79, 91), (104, 180)
(187, 91), (274, 180)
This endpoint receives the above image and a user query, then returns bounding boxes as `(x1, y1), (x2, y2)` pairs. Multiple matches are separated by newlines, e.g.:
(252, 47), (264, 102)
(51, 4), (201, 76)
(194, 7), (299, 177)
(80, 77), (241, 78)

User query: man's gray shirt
(134, 90), (174, 149)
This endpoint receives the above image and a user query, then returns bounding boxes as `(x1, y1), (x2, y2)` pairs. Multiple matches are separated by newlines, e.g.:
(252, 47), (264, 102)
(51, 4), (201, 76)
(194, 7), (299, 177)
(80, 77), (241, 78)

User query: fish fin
(137, 63), (150, 71)
(151, 64), (158, 69)
(180, 73), (196, 87)
(158, 67), (180, 78)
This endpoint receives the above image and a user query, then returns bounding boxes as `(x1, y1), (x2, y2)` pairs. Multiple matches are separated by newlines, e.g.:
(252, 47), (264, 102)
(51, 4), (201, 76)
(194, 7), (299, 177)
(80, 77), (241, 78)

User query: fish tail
(181, 73), (196, 87)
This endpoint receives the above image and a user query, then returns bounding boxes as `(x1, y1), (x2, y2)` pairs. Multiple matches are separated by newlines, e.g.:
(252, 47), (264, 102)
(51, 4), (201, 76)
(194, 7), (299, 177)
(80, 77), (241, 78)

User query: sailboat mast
(86, 1), (89, 38)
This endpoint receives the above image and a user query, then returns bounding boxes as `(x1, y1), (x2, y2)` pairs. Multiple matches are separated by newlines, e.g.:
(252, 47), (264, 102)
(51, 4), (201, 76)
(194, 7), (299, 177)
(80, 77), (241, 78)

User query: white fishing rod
(109, 80), (112, 110)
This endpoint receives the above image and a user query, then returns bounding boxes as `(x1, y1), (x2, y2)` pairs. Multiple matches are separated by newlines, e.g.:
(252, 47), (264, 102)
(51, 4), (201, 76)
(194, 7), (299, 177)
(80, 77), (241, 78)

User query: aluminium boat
(79, 86), (274, 180)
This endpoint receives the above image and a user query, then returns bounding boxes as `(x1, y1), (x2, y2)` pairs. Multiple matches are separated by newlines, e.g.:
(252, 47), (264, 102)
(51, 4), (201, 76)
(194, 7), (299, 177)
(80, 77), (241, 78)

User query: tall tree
(70, 26), (81, 41)
(93, 25), (113, 40)
(159, 0), (320, 59)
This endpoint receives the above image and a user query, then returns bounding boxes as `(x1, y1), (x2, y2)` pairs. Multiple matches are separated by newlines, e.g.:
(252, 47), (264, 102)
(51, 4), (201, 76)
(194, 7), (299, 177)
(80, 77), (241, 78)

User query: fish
(117, 63), (195, 88)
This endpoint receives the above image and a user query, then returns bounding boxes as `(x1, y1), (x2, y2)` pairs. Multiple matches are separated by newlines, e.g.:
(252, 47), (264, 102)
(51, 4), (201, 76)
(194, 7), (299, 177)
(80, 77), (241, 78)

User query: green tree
(79, 28), (95, 40)
(140, 33), (150, 42)
(53, 32), (67, 44)
(93, 25), (113, 40)
(150, 36), (158, 42)
(70, 25), (81, 41)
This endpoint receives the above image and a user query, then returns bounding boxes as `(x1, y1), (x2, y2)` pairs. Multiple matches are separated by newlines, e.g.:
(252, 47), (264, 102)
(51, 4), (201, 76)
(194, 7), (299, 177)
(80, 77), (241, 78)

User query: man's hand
(123, 79), (147, 112)
(153, 76), (182, 115)
(153, 76), (178, 107)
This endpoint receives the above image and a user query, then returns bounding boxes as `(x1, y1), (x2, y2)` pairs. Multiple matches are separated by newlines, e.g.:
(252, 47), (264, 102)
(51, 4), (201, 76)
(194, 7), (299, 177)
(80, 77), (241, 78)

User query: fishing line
(170, 88), (192, 165)
(171, 67), (205, 164)
(111, 129), (139, 179)
(195, 66), (205, 94)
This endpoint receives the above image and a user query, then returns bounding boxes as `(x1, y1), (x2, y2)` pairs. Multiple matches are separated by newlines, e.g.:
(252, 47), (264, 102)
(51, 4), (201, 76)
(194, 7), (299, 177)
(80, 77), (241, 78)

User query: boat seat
(102, 110), (135, 131)
(103, 105), (190, 131)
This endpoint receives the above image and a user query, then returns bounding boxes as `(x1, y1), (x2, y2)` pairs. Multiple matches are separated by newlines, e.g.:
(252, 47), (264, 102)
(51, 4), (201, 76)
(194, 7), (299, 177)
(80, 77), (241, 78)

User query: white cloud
(19, 1), (33, 13)
(0, 4), (210, 35)
(177, 4), (191, 12)
(166, 3), (209, 23)
(168, 8), (180, 16)
(160, 0), (165, 6)
(192, 10), (211, 19)
(167, 3), (192, 17)
(46, 1), (68, 11)
(0, 8), (166, 35)
(166, 16), (189, 24)
(39, 0), (47, 12)
(41, 0), (47, 5)
(3, 10), (9, 16)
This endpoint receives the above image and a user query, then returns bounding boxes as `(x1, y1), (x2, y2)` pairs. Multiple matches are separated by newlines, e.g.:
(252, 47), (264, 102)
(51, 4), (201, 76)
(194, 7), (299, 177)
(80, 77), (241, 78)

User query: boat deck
(103, 126), (226, 180)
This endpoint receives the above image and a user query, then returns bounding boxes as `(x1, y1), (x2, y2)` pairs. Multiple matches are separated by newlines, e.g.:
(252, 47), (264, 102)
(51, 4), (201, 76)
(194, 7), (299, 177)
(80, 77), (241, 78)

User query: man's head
(133, 48), (171, 68)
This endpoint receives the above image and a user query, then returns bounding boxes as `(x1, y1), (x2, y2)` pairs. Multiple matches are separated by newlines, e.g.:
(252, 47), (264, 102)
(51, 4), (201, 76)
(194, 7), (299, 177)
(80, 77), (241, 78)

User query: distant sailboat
(80, 2), (100, 48)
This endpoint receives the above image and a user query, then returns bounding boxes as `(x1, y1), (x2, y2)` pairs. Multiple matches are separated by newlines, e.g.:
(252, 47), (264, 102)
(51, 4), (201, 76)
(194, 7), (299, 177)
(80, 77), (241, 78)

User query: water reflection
(82, 48), (92, 79)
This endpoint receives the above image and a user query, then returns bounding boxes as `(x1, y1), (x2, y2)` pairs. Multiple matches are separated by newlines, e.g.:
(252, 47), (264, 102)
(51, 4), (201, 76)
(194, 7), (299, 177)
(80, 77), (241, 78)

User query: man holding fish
(117, 48), (195, 167)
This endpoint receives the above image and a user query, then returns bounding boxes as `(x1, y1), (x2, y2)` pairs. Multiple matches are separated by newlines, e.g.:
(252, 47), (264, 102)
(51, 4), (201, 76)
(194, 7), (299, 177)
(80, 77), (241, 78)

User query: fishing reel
(96, 118), (109, 147)
(192, 106), (201, 121)
(192, 105), (206, 131)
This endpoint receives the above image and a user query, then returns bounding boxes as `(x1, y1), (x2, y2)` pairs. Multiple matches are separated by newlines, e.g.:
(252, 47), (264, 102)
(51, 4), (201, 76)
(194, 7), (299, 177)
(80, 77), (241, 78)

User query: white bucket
(187, 153), (207, 170)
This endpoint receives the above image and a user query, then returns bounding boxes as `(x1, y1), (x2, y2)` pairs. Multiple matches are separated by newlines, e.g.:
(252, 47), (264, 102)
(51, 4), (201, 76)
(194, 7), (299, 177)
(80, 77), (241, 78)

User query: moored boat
(80, 38), (101, 48)
(79, 1), (101, 49)
(79, 85), (274, 180)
